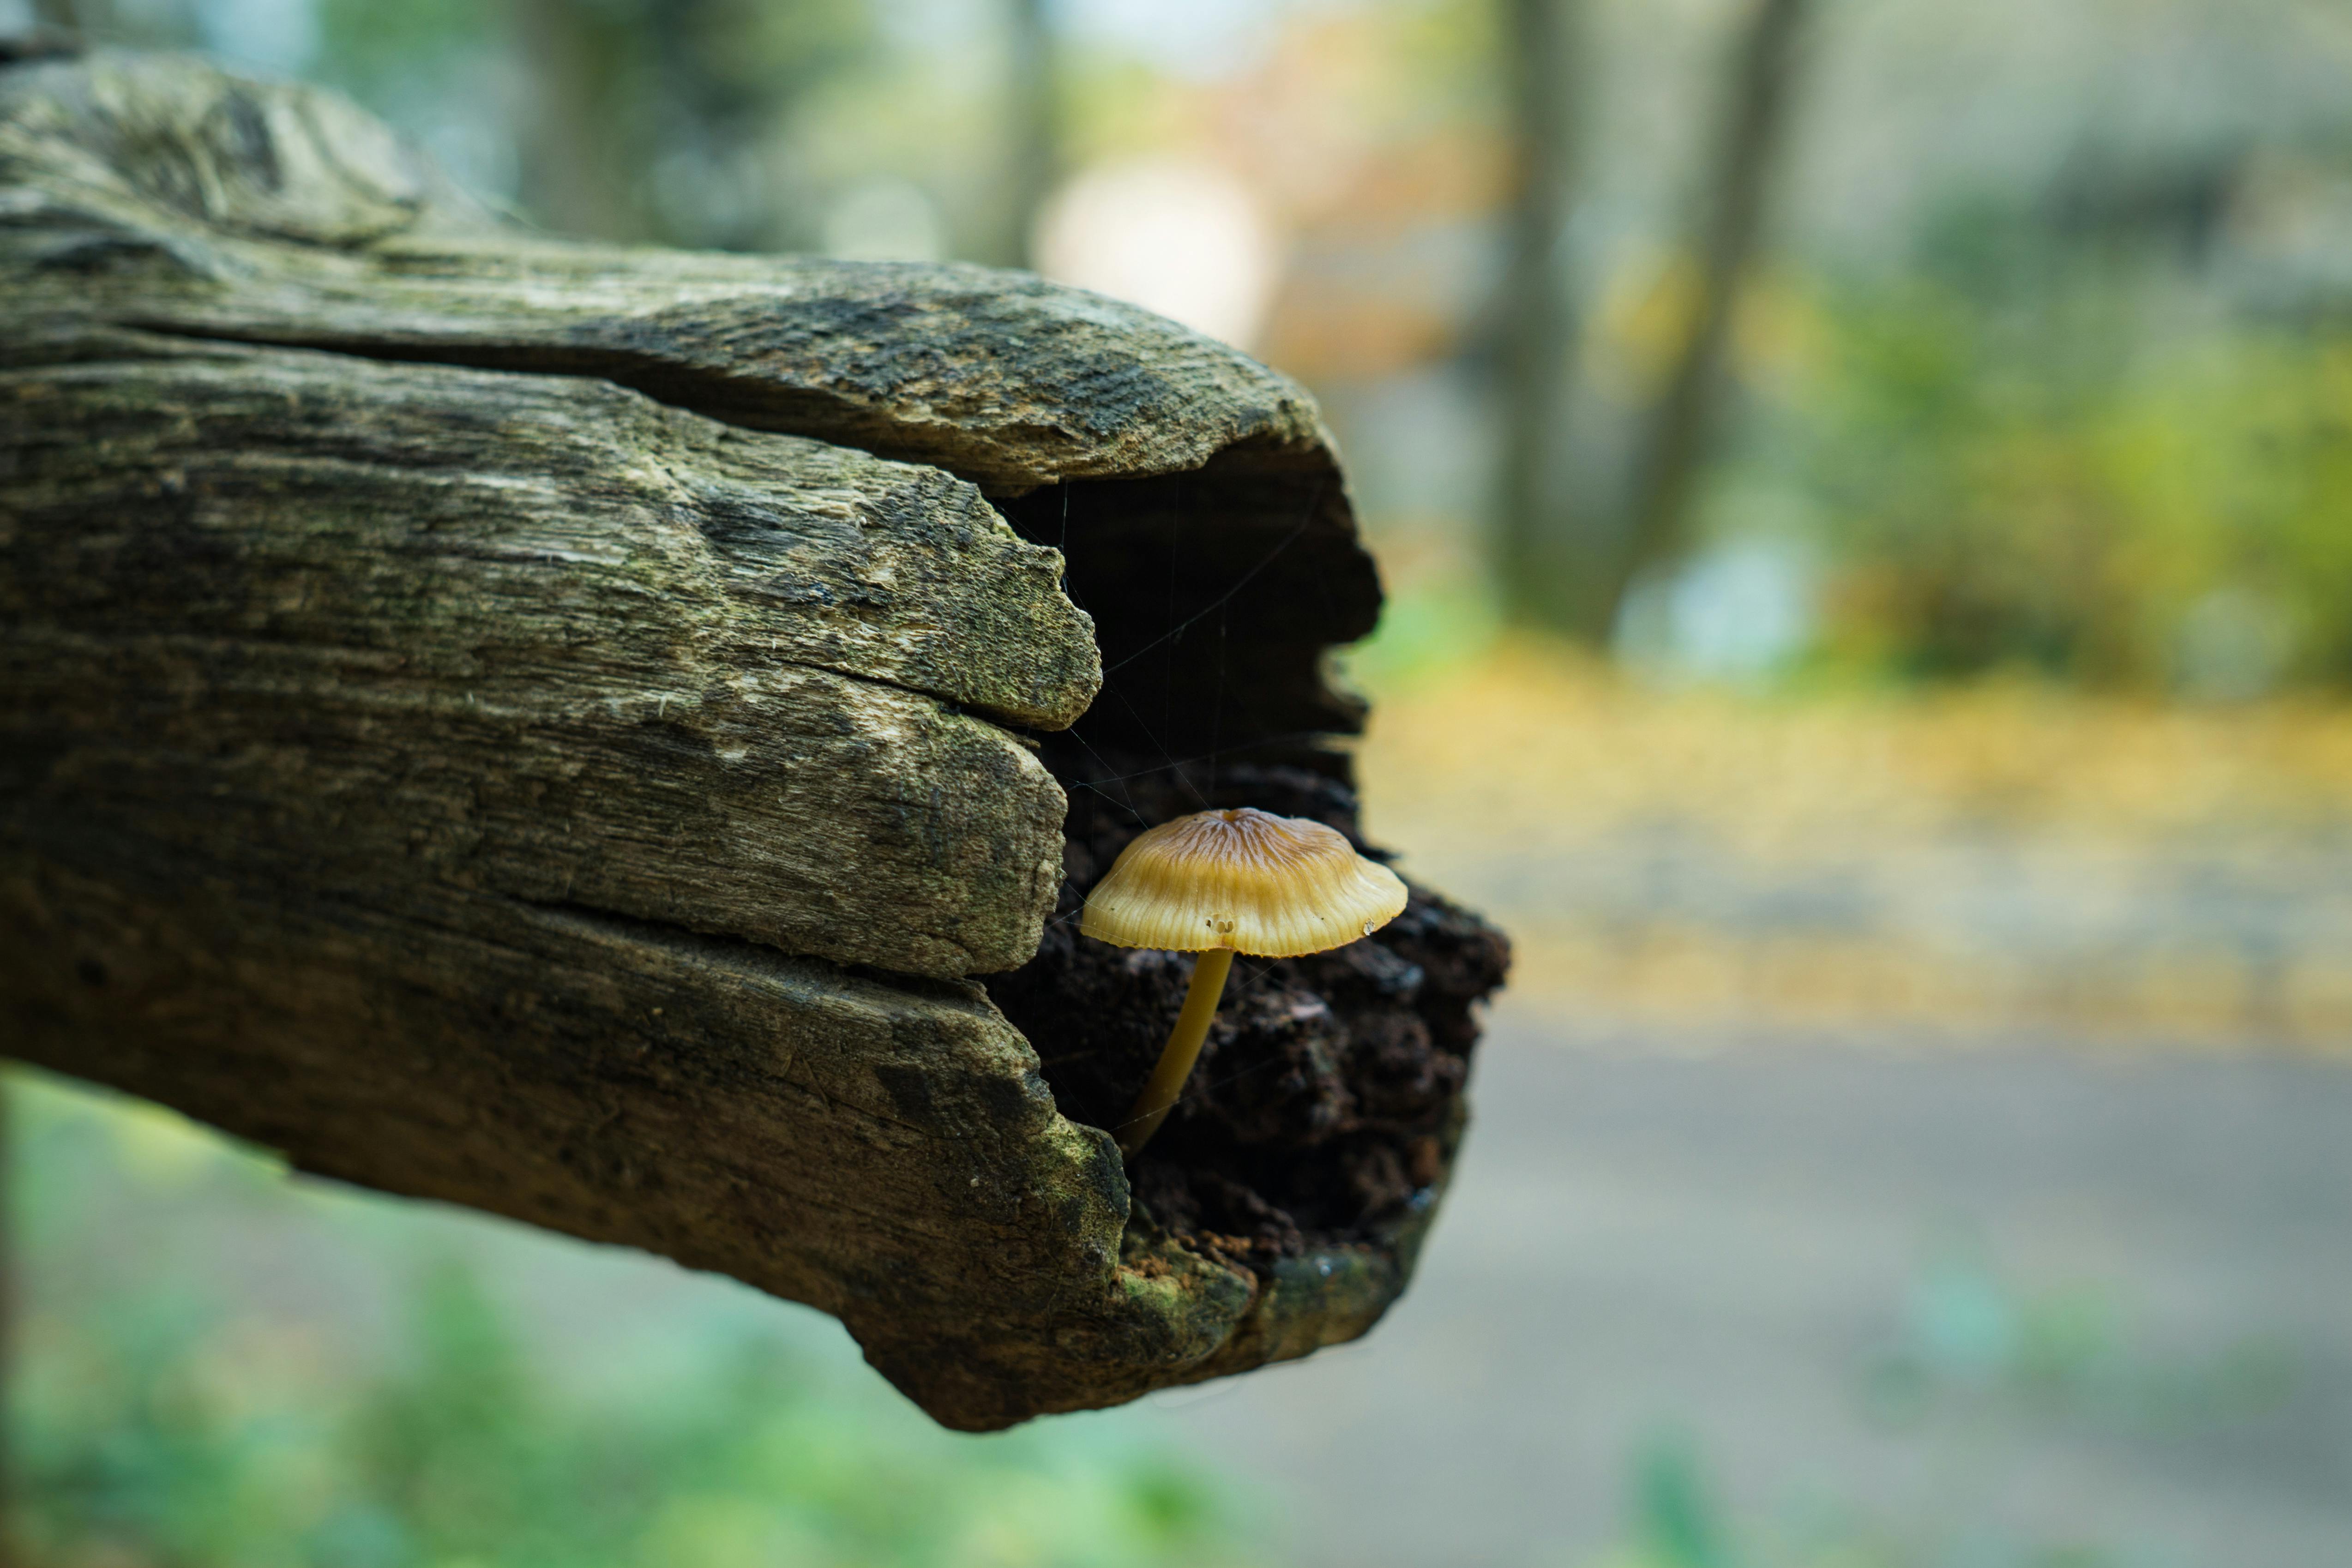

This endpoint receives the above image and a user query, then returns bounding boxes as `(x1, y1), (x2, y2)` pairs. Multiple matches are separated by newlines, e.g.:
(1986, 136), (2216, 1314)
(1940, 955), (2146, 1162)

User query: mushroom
(1081, 807), (1410, 1158)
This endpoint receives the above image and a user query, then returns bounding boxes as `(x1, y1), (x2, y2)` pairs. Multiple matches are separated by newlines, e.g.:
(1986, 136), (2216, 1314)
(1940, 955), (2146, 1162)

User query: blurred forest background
(8, 0), (2352, 1565)
(20, 0), (2352, 694)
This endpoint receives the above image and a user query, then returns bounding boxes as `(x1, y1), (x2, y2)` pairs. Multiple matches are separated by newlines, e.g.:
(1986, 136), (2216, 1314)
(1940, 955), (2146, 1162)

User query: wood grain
(0, 44), (1474, 1430)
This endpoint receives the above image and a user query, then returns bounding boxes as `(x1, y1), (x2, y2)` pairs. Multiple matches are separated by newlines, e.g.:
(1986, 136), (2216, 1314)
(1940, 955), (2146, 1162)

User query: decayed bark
(0, 45), (1498, 1430)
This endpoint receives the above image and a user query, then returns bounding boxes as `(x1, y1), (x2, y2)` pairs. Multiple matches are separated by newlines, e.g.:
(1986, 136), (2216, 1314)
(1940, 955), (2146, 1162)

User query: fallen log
(0, 43), (1508, 1430)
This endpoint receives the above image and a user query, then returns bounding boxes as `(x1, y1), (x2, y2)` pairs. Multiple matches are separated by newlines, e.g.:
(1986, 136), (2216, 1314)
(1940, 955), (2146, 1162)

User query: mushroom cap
(1079, 807), (1409, 957)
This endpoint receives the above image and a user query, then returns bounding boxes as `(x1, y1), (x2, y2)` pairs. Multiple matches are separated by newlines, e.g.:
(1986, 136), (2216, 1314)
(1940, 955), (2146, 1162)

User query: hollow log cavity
(993, 470), (1511, 1284)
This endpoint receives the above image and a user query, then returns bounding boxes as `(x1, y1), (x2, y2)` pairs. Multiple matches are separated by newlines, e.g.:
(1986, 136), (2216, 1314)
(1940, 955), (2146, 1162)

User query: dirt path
(1151, 1002), (2352, 1567)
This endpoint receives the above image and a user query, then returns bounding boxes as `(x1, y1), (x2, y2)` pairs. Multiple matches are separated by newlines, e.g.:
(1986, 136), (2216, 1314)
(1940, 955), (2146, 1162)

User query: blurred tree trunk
(1616, 0), (1811, 608)
(512, 0), (651, 242)
(1001, 0), (1059, 268)
(30, 0), (92, 30)
(509, 0), (866, 252)
(1494, 0), (1588, 630)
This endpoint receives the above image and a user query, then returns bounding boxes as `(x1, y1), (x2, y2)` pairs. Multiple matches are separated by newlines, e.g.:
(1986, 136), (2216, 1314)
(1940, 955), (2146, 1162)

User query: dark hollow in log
(0, 43), (1511, 1430)
(992, 481), (1509, 1283)
(989, 763), (1508, 1280)
(998, 464), (1382, 769)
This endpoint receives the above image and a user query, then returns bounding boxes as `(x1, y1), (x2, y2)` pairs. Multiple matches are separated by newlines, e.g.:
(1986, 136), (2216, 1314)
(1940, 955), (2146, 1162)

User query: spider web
(1017, 474), (1367, 1134)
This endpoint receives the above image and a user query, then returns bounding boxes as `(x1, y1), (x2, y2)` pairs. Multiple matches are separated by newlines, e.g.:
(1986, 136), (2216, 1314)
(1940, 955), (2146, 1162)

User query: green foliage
(1341, 565), (1504, 693)
(1780, 228), (2352, 694)
(1630, 1437), (1730, 1568)
(9, 1073), (1270, 1568)
(1858, 1244), (2298, 1438)
(308, 0), (500, 100)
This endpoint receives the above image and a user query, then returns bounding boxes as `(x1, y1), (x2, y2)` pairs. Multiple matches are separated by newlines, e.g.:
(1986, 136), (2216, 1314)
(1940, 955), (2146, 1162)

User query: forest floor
(1355, 643), (2352, 1048)
(1159, 1004), (2352, 1568)
(1145, 649), (2352, 1566)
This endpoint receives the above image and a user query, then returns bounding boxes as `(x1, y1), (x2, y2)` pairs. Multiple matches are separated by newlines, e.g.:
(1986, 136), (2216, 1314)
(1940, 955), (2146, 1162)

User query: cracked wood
(0, 44), (1419, 1432)
(0, 47), (1341, 497)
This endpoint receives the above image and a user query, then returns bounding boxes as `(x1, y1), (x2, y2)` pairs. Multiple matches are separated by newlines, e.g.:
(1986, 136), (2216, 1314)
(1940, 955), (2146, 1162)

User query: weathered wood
(5, 320), (1094, 974)
(0, 48), (1336, 495)
(2, 46), (1383, 745)
(0, 45), (1492, 1431)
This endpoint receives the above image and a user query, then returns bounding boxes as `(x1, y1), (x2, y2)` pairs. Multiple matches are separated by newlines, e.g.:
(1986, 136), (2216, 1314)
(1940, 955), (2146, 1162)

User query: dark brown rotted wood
(0, 45), (1485, 1432)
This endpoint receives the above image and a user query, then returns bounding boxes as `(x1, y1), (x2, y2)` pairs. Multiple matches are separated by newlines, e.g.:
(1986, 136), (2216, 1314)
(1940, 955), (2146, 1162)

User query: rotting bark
(0, 46), (1508, 1430)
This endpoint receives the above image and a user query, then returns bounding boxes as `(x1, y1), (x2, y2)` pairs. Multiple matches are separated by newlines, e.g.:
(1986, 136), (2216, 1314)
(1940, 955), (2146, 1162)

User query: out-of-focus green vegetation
(10, 1070), (1270, 1568)
(1774, 222), (2352, 693)
(1567, 1243), (2298, 1568)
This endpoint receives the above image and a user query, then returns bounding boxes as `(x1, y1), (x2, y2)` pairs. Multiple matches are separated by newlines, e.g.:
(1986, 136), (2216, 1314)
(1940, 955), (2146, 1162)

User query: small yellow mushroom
(1080, 807), (1408, 1158)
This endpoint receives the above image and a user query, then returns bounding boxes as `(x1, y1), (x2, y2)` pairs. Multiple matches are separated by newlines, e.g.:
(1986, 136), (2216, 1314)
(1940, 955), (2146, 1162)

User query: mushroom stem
(1116, 947), (1236, 1159)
